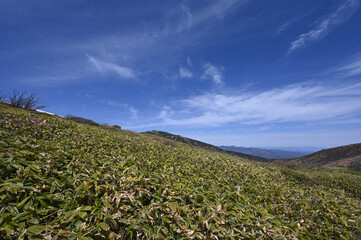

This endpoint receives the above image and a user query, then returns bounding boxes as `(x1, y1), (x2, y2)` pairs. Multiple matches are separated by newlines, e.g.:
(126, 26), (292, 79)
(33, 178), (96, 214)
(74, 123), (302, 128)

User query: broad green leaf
(25, 225), (47, 235)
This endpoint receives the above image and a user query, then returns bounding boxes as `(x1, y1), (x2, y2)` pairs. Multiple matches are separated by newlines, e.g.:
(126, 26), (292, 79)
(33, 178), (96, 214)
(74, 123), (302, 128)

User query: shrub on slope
(0, 103), (360, 239)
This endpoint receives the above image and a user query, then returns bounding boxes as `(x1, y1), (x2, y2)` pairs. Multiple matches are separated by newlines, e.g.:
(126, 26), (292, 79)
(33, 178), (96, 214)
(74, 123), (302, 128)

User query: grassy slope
(0, 103), (360, 239)
(275, 143), (361, 170)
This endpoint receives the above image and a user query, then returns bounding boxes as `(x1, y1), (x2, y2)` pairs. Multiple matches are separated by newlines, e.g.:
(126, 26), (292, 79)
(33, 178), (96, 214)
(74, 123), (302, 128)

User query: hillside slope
(276, 143), (361, 170)
(219, 146), (307, 159)
(1, 102), (361, 239)
(143, 130), (267, 162)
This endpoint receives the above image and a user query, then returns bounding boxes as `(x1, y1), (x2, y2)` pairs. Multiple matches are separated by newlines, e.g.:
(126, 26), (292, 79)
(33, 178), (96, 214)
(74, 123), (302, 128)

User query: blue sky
(1, 0), (361, 148)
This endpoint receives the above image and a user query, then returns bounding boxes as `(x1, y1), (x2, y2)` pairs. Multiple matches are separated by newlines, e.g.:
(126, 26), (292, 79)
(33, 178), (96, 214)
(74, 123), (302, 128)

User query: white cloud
(334, 54), (361, 77)
(187, 57), (192, 66)
(175, 0), (250, 32)
(77, 1), (254, 82)
(106, 100), (128, 108)
(158, 106), (174, 119)
(287, 0), (360, 55)
(157, 82), (361, 127)
(129, 107), (139, 119)
(104, 100), (139, 119)
(275, 19), (295, 35)
(87, 55), (137, 79)
(179, 66), (193, 78)
(202, 63), (225, 85)
(194, 0), (250, 23)
(6, 1), (255, 87)
(181, 5), (193, 29)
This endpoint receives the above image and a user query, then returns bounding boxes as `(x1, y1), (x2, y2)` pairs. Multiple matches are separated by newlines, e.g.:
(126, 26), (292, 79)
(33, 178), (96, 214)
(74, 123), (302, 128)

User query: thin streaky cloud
(275, 20), (294, 35)
(181, 5), (193, 28)
(287, 0), (360, 55)
(275, 3), (327, 36)
(334, 54), (361, 77)
(155, 82), (361, 127)
(87, 55), (137, 79)
(175, 0), (251, 32)
(105, 100), (128, 108)
(196, 0), (250, 22)
(187, 57), (192, 67)
(77, 1), (254, 80)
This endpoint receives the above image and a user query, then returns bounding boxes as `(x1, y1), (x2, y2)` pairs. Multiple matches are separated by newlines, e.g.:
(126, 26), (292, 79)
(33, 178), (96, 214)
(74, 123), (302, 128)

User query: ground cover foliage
(0, 102), (360, 239)
(275, 143), (361, 171)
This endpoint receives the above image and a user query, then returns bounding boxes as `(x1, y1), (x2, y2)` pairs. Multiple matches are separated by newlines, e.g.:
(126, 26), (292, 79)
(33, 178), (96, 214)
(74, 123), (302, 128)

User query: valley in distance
(218, 145), (323, 159)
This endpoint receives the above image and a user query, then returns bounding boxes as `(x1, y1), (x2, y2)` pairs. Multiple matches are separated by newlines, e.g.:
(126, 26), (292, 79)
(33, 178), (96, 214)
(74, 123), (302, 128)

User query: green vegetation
(1, 102), (361, 239)
(279, 167), (361, 199)
(275, 143), (361, 171)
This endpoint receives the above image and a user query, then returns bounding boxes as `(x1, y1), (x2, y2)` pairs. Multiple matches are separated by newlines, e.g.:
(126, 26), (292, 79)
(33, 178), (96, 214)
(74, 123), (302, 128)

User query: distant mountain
(262, 147), (323, 153)
(143, 130), (268, 162)
(219, 146), (309, 159)
(275, 143), (361, 170)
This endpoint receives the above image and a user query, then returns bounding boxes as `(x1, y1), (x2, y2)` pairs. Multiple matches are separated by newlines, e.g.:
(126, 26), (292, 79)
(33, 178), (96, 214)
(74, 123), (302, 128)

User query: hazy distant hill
(143, 130), (268, 162)
(264, 147), (323, 153)
(276, 143), (361, 170)
(219, 146), (309, 159)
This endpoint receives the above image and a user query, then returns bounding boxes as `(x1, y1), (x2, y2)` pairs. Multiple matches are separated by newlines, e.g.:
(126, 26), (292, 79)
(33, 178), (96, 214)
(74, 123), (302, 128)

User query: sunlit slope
(276, 143), (361, 170)
(0, 102), (360, 239)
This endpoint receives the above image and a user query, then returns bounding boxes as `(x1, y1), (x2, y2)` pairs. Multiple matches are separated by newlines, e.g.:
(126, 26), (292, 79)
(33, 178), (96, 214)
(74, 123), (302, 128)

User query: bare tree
(23, 92), (45, 109)
(8, 91), (45, 109)
(65, 115), (99, 125)
(0, 91), (6, 101)
(8, 91), (26, 108)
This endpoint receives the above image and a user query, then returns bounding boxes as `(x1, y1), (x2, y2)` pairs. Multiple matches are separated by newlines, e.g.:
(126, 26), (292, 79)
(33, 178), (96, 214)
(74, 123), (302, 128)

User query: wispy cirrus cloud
(129, 107), (139, 119)
(174, 0), (251, 31)
(105, 100), (128, 108)
(202, 63), (225, 85)
(333, 53), (361, 77)
(275, 19), (295, 35)
(80, 0), (253, 79)
(187, 57), (192, 67)
(179, 66), (193, 78)
(9, 1), (253, 86)
(103, 100), (139, 119)
(287, 0), (360, 55)
(156, 82), (361, 127)
(87, 55), (137, 79)
(192, 0), (250, 23)
(179, 5), (192, 30)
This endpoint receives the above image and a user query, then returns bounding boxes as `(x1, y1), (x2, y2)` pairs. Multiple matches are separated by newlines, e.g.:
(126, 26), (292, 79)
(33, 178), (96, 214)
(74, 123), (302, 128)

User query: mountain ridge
(219, 145), (309, 159)
(275, 143), (361, 170)
(142, 130), (269, 162)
